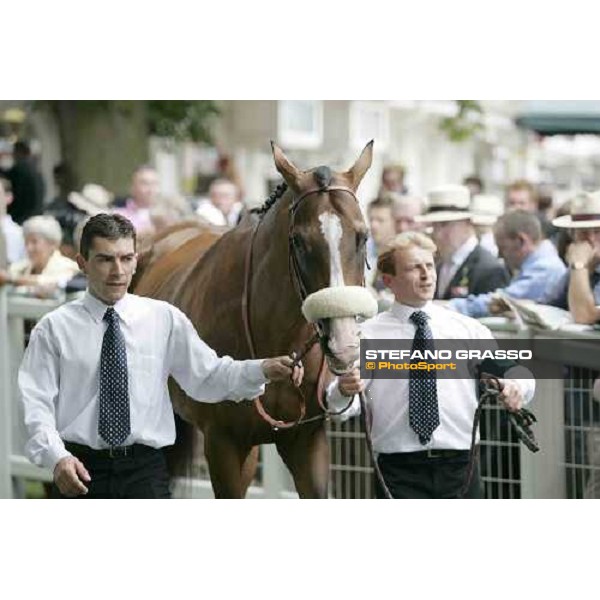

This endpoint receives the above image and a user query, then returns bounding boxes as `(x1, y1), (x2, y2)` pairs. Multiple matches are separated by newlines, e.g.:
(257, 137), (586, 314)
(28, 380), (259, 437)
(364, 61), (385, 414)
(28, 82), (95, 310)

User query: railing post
(520, 364), (566, 498)
(0, 287), (12, 498)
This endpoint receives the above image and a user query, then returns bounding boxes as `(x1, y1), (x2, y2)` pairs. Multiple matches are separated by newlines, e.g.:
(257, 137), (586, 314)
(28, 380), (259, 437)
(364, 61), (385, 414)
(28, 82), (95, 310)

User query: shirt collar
(450, 235), (478, 266)
(82, 291), (133, 324)
(390, 301), (434, 322)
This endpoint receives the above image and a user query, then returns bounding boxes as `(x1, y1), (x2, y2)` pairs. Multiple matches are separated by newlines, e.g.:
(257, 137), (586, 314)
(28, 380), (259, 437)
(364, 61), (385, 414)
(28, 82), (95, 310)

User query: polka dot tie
(98, 307), (131, 446)
(409, 311), (440, 445)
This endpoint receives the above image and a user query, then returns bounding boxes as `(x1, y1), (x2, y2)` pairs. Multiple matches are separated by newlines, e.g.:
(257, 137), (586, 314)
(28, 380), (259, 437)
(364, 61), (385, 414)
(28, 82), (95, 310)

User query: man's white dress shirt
(19, 292), (268, 471)
(327, 301), (535, 454)
(1, 214), (26, 264)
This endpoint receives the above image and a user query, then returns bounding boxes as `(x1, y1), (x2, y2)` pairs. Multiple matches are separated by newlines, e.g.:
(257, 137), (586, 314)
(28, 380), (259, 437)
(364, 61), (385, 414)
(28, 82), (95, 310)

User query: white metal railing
(0, 288), (296, 499)
(3, 287), (600, 499)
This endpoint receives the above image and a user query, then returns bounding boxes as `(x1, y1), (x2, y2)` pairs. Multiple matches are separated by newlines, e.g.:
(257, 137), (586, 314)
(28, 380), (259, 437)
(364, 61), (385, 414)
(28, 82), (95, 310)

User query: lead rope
(357, 389), (394, 499)
(461, 373), (539, 498)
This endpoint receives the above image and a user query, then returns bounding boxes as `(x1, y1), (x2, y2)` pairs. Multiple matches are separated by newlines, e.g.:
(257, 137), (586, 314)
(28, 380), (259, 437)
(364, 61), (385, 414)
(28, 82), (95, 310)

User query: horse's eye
(356, 232), (367, 248)
(292, 234), (306, 252)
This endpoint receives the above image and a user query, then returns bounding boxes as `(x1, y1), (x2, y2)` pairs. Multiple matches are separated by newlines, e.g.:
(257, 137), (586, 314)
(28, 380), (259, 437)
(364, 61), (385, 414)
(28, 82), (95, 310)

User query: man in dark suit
(6, 141), (46, 225)
(416, 184), (509, 300)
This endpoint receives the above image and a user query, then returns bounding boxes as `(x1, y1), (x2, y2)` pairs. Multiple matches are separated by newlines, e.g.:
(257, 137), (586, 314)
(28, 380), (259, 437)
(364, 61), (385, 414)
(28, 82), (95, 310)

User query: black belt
(380, 448), (472, 460)
(65, 442), (160, 459)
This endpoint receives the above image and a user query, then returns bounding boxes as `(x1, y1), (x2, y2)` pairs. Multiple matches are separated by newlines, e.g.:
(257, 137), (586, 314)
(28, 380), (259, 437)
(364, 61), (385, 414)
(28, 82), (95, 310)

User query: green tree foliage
(439, 100), (484, 142)
(35, 101), (220, 192)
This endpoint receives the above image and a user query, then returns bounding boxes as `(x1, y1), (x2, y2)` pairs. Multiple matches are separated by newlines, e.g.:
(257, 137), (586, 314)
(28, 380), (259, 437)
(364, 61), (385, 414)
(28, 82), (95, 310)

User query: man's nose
(112, 260), (125, 275)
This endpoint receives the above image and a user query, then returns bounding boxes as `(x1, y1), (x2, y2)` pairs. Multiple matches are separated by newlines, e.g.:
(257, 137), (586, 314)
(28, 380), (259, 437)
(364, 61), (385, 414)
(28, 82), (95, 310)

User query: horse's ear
(346, 140), (374, 189)
(271, 141), (302, 188)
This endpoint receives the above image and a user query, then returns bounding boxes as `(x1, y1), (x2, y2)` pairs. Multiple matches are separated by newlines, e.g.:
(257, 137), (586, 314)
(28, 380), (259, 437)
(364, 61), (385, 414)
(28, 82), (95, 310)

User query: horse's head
(271, 141), (378, 375)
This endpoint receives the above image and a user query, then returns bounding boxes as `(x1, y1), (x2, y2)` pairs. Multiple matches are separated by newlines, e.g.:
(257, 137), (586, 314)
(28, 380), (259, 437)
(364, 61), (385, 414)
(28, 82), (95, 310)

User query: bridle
(288, 184), (365, 348)
(242, 183), (362, 430)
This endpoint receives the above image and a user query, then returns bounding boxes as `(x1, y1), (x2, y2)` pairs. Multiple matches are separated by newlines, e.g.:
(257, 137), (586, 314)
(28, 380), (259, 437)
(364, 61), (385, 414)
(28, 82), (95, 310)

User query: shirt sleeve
(470, 320), (536, 405)
(167, 306), (268, 402)
(18, 324), (72, 472)
(325, 378), (361, 422)
(450, 293), (492, 318)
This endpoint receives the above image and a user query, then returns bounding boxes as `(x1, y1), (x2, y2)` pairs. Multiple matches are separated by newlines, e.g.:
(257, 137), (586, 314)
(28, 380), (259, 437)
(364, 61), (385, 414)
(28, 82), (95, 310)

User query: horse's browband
(292, 185), (358, 208)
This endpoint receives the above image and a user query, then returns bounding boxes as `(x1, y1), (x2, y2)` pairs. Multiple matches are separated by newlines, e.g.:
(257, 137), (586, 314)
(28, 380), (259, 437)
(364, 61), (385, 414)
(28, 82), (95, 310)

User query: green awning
(515, 101), (600, 136)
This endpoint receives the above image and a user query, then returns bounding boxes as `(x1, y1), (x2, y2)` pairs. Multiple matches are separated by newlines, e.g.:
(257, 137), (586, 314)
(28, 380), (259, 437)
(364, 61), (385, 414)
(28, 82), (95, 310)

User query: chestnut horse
(134, 142), (375, 498)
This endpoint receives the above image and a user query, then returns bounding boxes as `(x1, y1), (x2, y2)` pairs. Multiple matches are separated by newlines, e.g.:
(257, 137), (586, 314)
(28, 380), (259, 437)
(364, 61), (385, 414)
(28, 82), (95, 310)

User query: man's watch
(570, 261), (587, 271)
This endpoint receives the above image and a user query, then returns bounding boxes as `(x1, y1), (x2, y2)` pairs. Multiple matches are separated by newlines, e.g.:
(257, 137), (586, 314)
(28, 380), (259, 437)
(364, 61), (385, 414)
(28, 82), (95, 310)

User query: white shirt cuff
(504, 366), (536, 404)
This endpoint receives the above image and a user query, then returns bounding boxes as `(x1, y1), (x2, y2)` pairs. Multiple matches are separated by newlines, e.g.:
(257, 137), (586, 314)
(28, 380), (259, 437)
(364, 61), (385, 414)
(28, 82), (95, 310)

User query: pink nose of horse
(327, 316), (361, 370)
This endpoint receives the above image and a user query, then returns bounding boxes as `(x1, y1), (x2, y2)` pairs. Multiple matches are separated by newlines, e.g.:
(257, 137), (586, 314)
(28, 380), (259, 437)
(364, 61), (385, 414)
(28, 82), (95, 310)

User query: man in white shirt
(0, 176), (26, 264)
(326, 231), (535, 498)
(19, 213), (303, 499)
(195, 178), (243, 228)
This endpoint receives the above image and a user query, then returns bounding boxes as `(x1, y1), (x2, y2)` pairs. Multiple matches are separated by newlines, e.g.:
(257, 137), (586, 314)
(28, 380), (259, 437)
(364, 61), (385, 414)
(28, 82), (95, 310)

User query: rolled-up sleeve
(167, 307), (268, 402)
(19, 325), (71, 471)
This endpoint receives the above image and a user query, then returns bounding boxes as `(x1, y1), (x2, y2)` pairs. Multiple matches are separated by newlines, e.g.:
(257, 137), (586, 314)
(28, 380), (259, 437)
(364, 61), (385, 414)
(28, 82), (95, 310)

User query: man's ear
(382, 273), (392, 288)
(76, 253), (87, 272)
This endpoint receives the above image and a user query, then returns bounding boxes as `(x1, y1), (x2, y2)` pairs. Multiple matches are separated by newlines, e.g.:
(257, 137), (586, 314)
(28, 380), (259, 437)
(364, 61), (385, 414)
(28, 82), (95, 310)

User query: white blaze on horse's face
(318, 211), (361, 372)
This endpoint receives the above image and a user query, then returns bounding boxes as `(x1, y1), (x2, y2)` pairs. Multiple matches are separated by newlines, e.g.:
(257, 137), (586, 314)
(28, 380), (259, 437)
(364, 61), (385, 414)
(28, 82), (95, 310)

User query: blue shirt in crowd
(450, 240), (567, 318)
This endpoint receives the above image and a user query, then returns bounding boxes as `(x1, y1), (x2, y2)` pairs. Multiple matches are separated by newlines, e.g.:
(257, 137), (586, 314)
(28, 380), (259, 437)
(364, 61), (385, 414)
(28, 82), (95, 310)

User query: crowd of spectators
(0, 140), (244, 300)
(364, 164), (600, 327)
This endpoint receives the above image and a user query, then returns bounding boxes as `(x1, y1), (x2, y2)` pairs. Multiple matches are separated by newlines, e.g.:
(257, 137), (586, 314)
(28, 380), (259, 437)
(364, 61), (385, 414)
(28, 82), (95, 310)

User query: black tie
(409, 310), (440, 445)
(98, 307), (131, 446)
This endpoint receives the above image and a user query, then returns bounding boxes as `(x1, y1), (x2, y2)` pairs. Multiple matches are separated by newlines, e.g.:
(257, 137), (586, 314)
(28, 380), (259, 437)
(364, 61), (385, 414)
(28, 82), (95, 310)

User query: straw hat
(415, 184), (472, 223)
(68, 184), (113, 216)
(552, 191), (600, 229)
(470, 194), (504, 226)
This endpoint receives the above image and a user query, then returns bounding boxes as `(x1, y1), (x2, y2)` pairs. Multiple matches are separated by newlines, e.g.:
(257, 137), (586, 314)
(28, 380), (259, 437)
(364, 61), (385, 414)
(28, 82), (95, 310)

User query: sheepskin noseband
(301, 286), (378, 323)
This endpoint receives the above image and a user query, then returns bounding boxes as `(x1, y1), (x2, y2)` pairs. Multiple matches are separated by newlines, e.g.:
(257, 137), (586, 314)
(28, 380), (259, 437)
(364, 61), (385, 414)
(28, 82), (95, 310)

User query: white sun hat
(415, 184), (472, 223)
(68, 184), (114, 216)
(552, 191), (600, 229)
(470, 194), (504, 226)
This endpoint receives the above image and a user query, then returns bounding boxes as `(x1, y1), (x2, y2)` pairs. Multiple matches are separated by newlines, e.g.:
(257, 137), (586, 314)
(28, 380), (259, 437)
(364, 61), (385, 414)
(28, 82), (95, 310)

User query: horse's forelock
(312, 165), (332, 189)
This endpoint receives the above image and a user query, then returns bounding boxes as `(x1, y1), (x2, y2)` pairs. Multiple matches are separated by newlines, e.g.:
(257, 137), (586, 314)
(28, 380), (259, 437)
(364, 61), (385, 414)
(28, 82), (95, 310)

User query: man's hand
(496, 379), (524, 413)
(54, 456), (91, 497)
(262, 356), (304, 387)
(566, 241), (595, 267)
(338, 368), (365, 397)
(488, 296), (512, 315)
(0, 270), (11, 286)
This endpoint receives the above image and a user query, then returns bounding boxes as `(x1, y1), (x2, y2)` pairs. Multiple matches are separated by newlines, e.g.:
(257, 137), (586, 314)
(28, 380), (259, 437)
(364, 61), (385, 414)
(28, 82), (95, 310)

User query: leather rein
(241, 184), (359, 431)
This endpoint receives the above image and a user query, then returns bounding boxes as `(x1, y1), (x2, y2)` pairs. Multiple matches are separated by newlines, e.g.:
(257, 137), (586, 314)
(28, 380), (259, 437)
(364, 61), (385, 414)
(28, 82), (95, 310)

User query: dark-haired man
(19, 213), (304, 499)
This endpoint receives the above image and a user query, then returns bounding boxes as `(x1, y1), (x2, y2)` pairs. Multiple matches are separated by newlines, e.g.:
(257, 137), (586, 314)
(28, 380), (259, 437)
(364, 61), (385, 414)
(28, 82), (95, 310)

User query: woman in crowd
(0, 215), (79, 298)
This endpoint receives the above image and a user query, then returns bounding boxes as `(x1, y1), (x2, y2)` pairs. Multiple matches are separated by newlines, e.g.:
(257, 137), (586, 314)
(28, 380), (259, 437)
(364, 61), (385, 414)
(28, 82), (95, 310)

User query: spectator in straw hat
(450, 210), (566, 318)
(48, 183), (113, 255)
(548, 191), (600, 323)
(416, 185), (508, 301)
(470, 194), (504, 257)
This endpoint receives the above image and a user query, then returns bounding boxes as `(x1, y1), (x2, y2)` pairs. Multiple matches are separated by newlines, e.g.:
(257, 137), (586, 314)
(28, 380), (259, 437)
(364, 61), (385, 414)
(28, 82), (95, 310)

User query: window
(278, 101), (323, 149)
(349, 101), (389, 150)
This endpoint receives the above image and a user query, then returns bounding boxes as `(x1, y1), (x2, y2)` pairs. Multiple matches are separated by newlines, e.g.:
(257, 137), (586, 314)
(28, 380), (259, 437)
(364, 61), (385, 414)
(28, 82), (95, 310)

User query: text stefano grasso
(364, 349), (533, 361)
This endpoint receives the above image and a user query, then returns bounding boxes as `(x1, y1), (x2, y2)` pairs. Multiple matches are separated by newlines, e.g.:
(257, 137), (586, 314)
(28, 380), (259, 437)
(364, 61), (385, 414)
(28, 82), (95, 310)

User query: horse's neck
(250, 194), (308, 350)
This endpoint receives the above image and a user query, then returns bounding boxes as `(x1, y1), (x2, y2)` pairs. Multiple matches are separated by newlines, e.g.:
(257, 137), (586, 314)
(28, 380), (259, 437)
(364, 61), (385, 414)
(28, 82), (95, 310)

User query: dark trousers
(51, 443), (172, 499)
(376, 450), (482, 499)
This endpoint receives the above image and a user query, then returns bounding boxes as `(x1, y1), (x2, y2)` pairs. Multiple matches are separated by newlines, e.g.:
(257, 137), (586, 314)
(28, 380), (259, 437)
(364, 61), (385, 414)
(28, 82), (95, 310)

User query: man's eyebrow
(94, 253), (135, 259)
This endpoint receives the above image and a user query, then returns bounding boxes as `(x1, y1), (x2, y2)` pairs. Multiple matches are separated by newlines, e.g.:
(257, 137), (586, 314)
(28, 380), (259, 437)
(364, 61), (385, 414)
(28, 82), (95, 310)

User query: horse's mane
(250, 181), (288, 217)
(249, 166), (334, 218)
